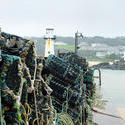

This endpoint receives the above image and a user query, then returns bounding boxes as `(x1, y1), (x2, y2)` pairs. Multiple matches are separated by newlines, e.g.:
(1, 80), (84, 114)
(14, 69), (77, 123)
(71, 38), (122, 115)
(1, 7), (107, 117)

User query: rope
(48, 107), (56, 125)
(92, 108), (121, 119)
(20, 103), (32, 125)
(25, 103), (32, 116)
(33, 118), (40, 125)
(56, 69), (90, 125)
(56, 113), (74, 125)
(33, 41), (37, 83)
(56, 84), (80, 124)
(56, 70), (87, 123)
(20, 103), (28, 124)
(32, 41), (40, 125)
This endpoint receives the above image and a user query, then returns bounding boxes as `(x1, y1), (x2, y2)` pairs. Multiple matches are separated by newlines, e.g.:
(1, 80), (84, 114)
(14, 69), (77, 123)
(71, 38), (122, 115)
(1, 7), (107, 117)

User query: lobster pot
(1, 32), (27, 56)
(84, 69), (94, 83)
(49, 81), (83, 124)
(0, 54), (24, 124)
(52, 99), (63, 112)
(49, 76), (69, 87)
(24, 41), (36, 79)
(1, 32), (37, 79)
(47, 76), (83, 110)
(2, 54), (22, 97)
(59, 52), (87, 71)
(45, 55), (81, 86)
(48, 79), (68, 101)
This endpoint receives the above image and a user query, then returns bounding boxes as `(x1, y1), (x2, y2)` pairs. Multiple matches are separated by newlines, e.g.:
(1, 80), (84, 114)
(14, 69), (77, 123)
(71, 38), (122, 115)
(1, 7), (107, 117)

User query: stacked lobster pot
(59, 53), (96, 121)
(59, 52), (88, 72)
(45, 55), (84, 125)
(45, 53), (95, 125)
(1, 32), (36, 79)
(0, 32), (56, 125)
(0, 31), (95, 125)
(60, 52), (95, 122)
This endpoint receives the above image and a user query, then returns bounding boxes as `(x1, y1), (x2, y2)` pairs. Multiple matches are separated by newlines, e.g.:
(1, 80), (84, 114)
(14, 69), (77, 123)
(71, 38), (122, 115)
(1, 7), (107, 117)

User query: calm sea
(95, 69), (125, 108)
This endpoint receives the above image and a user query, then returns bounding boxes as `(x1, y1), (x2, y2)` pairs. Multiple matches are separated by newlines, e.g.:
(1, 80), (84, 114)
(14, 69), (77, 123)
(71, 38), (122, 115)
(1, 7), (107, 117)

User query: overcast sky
(0, 0), (125, 37)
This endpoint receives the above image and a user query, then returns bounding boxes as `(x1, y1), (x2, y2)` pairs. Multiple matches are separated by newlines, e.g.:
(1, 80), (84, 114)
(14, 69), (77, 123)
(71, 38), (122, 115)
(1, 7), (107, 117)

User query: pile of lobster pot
(0, 32), (95, 125)
(60, 52), (95, 103)
(0, 32), (56, 125)
(45, 53), (95, 125)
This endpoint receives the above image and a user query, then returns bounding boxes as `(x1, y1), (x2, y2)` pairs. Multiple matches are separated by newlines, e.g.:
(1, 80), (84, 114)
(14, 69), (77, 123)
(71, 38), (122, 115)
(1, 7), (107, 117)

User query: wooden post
(99, 69), (101, 86)
(93, 68), (102, 86)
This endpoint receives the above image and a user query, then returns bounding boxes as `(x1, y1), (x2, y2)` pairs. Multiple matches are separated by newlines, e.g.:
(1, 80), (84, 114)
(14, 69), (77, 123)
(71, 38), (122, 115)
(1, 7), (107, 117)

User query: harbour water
(93, 69), (125, 125)
(100, 69), (125, 108)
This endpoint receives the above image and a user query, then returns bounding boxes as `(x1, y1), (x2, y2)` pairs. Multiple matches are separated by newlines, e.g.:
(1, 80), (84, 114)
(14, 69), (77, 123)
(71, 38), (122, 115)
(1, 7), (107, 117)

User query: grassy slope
(55, 45), (75, 51)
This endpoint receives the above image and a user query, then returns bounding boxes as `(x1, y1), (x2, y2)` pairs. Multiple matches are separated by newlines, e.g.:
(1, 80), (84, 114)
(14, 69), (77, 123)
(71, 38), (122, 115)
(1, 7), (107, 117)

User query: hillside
(32, 36), (125, 46)
(30, 36), (125, 56)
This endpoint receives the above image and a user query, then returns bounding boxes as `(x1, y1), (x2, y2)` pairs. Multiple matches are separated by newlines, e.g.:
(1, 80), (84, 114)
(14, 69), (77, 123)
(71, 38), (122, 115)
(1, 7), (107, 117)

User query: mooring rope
(20, 103), (32, 125)
(92, 108), (121, 119)
(32, 41), (40, 125)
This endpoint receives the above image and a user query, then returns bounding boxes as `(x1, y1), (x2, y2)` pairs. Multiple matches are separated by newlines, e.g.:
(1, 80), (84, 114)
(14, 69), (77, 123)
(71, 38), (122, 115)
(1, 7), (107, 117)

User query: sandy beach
(93, 102), (125, 125)
(117, 108), (125, 122)
(88, 61), (101, 67)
